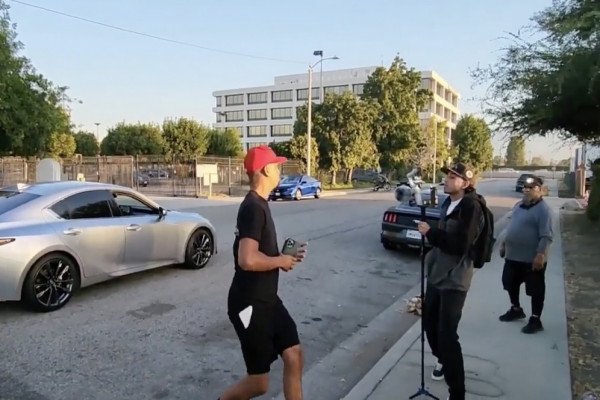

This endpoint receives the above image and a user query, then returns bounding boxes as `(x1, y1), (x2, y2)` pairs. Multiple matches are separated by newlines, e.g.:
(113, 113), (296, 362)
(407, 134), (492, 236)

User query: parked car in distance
(137, 174), (149, 187)
(351, 169), (380, 183)
(269, 175), (322, 201)
(515, 173), (535, 192)
(381, 191), (449, 251)
(0, 181), (217, 312)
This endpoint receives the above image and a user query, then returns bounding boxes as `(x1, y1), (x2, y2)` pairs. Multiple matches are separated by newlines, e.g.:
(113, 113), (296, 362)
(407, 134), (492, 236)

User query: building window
(247, 142), (268, 150)
(271, 125), (293, 137)
(271, 90), (293, 102)
(436, 103), (443, 118)
(452, 94), (458, 107)
(248, 109), (267, 121)
(436, 83), (444, 97)
(225, 94), (244, 106)
(248, 125), (267, 137)
(324, 85), (349, 96)
(352, 84), (365, 96)
(216, 96), (222, 107)
(297, 88), (320, 101)
(421, 78), (432, 91)
(248, 92), (268, 104)
(216, 113), (222, 123)
(271, 107), (293, 119)
(225, 110), (244, 122)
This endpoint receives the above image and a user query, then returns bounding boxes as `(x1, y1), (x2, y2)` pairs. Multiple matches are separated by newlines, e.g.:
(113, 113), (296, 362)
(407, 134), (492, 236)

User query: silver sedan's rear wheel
(184, 228), (213, 269)
(23, 253), (80, 312)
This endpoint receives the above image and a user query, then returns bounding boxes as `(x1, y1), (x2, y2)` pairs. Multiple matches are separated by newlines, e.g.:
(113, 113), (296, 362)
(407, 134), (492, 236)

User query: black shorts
(502, 259), (546, 297)
(228, 300), (300, 375)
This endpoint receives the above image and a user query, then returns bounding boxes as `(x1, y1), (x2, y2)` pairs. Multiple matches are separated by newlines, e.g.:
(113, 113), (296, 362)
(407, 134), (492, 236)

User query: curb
(341, 210), (514, 400)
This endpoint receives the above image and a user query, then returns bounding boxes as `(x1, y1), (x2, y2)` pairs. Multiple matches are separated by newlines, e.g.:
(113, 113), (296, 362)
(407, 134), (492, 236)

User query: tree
(295, 92), (377, 184)
(101, 122), (164, 156)
(46, 132), (76, 159)
(493, 155), (505, 165)
(162, 117), (210, 160)
(557, 158), (571, 167)
(362, 56), (432, 171)
(289, 135), (319, 175)
(269, 136), (319, 175)
(505, 136), (526, 166)
(452, 115), (494, 174)
(472, 0), (600, 145)
(0, 1), (72, 156)
(269, 141), (292, 159)
(73, 131), (99, 156)
(530, 156), (547, 166)
(207, 128), (243, 157)
(413, 118), (454, 182)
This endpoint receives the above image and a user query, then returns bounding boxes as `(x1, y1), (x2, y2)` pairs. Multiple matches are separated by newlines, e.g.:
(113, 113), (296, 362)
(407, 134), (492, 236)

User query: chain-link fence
(0, 155), (304, 197)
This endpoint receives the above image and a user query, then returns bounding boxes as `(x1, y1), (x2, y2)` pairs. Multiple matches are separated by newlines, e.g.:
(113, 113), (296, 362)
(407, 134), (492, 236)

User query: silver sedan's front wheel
(23, 253), (80, 312)
(184, 228), (213, 269)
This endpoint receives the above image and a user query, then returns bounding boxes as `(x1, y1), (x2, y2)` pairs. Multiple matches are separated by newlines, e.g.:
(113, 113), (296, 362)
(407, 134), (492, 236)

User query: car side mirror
(158, 206), (167, 219)
(301, 181), (307, 184)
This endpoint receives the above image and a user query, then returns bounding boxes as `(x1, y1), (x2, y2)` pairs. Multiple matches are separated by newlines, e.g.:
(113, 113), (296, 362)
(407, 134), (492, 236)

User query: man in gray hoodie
(417, 162), (484, 400)
(499, 175), (553, 334)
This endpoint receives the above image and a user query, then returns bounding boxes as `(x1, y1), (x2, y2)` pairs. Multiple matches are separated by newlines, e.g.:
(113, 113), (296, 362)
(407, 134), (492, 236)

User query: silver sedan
(0, 181), (217, 312)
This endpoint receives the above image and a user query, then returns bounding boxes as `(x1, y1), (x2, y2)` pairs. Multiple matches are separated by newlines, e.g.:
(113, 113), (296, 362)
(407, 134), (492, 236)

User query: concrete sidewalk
(343, 197), (572, 400)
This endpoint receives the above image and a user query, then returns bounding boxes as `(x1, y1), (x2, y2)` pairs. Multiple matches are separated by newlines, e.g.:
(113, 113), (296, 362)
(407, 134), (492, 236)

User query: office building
(212, 67), (461, 151)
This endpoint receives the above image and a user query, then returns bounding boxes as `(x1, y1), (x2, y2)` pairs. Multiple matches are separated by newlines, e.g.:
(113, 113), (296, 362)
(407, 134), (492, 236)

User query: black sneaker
(499, 307), (526, 322)
(431, 361), (444, 381)
(522, 317), (544, 334)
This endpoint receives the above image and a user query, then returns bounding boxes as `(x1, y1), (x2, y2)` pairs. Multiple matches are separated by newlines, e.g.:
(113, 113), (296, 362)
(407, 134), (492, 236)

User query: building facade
(212, 67), (461, 151)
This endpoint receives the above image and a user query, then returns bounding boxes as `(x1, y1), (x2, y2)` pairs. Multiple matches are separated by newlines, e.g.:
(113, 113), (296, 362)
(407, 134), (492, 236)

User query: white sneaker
(431, 361), (444, 381)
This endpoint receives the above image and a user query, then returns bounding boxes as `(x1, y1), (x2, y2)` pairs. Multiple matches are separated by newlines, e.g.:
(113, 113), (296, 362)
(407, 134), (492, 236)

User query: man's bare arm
(238, 238), (294, 271)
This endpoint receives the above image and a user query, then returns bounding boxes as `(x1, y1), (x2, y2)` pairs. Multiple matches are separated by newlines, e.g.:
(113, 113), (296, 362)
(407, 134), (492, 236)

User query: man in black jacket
(417, 162), (484, 400)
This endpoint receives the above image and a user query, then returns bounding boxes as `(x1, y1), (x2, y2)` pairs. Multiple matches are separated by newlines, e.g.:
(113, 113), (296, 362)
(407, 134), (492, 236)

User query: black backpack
(470, 194), (495, 268)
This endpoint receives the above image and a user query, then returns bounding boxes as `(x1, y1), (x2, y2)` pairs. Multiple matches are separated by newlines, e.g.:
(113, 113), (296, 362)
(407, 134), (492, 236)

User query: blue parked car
(270, 175), (322, 201)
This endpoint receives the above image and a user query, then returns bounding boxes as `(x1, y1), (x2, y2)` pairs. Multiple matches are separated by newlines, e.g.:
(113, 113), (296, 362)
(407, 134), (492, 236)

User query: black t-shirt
(229, 191), (280, 306)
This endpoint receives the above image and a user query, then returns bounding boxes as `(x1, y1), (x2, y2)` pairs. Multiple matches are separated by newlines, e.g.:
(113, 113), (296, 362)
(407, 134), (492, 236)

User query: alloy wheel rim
(34, 259), (74, 307)
(192, 233), (212, 267)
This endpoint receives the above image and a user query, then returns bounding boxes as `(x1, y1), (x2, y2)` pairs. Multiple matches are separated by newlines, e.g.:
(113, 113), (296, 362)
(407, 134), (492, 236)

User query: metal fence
(0, 155), (304, 197)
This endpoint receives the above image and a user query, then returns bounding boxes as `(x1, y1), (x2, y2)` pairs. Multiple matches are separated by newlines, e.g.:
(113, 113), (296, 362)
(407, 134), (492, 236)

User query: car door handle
(63, 228), (81, 236)
(126, 224), (142, 232)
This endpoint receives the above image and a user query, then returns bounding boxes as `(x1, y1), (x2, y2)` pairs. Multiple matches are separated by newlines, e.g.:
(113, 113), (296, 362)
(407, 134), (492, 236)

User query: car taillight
(384, 213), (397, 223)
(0, 238), (15, 246)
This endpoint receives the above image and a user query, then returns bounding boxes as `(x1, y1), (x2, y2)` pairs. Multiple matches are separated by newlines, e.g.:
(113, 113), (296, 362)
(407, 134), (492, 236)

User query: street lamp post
(306, 53), (339, 177)
(94, 122), (100, 141)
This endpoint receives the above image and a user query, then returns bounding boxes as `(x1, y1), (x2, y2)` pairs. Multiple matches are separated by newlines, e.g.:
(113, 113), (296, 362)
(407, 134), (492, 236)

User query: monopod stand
(409, 193), (439, 399)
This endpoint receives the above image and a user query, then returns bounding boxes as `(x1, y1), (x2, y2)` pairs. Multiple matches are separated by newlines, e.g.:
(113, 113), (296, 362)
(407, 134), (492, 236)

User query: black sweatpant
(502, 259), (546, 316)
(423, 285), (468, 400)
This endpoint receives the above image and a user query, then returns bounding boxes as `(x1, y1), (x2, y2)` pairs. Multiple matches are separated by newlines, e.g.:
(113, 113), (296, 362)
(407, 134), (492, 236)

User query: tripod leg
(408, 206), (440, 399)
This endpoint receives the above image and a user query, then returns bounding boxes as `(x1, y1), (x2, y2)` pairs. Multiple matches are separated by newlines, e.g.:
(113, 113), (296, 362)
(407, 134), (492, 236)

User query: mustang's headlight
(0, 238), (15, 246)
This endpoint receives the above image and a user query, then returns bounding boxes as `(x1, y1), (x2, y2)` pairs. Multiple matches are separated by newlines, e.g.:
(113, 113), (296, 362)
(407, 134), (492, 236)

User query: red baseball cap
(244, 145), (287, 174)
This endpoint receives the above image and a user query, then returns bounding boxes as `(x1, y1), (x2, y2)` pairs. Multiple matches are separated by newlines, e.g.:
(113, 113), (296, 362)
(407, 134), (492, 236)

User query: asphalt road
(0, 179), (525, 400)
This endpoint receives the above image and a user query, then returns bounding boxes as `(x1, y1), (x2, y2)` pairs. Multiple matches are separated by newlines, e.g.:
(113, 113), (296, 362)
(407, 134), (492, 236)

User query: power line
(9, 0), (305, 65)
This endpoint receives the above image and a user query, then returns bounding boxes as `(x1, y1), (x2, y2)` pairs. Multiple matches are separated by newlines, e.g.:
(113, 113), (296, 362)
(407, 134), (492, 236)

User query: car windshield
(281, 176), (301, 184)
(0, 191), (40, 215)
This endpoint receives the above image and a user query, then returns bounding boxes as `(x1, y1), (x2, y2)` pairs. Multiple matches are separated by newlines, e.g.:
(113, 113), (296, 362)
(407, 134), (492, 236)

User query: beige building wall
(418, 70), (461, 146)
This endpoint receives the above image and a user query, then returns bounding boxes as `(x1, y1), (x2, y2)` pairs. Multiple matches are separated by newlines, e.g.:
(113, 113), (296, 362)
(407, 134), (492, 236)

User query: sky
(5, 0), (577, 162)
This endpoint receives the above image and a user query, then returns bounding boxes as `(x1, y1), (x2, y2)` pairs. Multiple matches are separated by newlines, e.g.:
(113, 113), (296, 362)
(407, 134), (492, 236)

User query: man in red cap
(219, 145), (307, 400)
